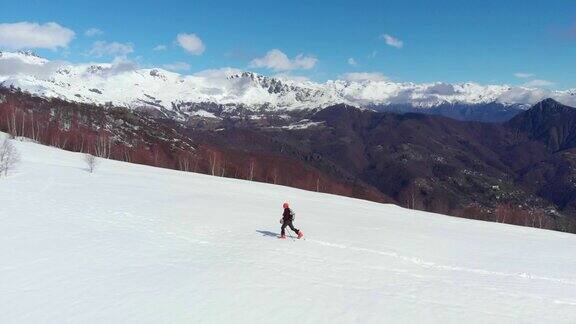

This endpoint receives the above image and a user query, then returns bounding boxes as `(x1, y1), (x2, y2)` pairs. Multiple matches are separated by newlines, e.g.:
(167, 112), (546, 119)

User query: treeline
(459, 202), (576, 233)
(0, 98), (178, 167)
(0, 90), (370, 201)
(395, 174), (576, 233)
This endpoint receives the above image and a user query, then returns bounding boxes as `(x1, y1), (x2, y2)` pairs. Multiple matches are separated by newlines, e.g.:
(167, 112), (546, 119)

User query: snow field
(1, 135), (576, 323)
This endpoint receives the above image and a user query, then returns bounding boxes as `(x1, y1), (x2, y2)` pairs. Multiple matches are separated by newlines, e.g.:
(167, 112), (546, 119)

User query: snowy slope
(1, 135), (576, 323)
(1, 51), (575, 113)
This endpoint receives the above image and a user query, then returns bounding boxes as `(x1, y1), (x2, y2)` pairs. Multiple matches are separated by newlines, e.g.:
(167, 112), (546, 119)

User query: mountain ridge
(507, 98), (576, 151)
(1, 51), (575, 122)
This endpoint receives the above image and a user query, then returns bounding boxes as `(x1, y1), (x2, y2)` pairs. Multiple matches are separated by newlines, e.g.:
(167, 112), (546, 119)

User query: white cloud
(342, 72), (388, 82)
(162, 61), (191, 72)
(104, 56), (138, 75)
(0, 22), (75, 50)
(194, 67), (244, 89)
(153, 44), (167, 51)
(514, 72), (533, 78)
(273, 73), (311, 83)
(84, 28), (103, 37)
(498, 87), (553, 105)
(176, 33), (205, 55)
(0, 55), (136, 79)
(514, 73), (553, 88)
(425, 83), (457, 95)
(89, 41), (134, 57)
(81, 56), (138, 77)
(194, 67), (243, 79)
(249, 49), (317, 71)
(0, 57), (67, 78)
(347, 57), (358, 66)
(522, 79), (554, 88)
(381, 34), (404, 49)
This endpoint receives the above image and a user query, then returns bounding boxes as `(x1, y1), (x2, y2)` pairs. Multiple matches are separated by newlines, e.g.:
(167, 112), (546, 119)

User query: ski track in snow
(1, 134), (576, 323)
(307, 239), (576, 286)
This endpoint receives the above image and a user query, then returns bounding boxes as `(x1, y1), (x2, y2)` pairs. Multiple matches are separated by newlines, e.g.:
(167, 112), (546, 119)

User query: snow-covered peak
(0, 51), (575, 112)
(0, 50), (48, 65)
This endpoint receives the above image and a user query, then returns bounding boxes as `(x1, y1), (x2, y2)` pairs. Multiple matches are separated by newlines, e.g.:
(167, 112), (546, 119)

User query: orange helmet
(283, 202), (289, 209)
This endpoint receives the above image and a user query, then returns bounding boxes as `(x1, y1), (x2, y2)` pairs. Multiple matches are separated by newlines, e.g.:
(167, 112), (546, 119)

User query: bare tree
(0, 138), (20, 177)
(220, 158), (226, 177)
(84, 153), (98, 173)
(177, 151), (194, 172)
(94, 134), (111, 158)
(209, 151), (218, 176)
(6, 109), (17, 137)
(272, 167), (279, 184)
(248, 159), (255, 181)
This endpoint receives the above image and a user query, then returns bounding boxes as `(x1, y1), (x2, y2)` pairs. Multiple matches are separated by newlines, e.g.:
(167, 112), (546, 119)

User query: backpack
(279, 209), (296, 224)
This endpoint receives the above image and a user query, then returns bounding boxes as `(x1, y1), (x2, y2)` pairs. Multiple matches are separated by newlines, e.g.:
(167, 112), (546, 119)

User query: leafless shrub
(0, 138), (20, 177)
(84, 153), (98, 173)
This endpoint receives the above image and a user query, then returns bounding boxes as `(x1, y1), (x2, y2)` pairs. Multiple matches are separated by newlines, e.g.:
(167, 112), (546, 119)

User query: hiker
(279, 202), (304, 239)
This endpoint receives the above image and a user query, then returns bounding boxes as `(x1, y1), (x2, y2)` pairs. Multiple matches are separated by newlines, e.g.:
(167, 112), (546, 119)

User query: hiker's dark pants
(281, 220), (299, 236)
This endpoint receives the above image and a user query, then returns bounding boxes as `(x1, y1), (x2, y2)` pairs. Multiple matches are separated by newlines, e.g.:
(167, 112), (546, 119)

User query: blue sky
(1, 0), (575, 88)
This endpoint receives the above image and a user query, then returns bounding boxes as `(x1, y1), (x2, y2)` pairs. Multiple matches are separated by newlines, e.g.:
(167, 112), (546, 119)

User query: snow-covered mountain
(2, 133), (576, 322)
(1, 50), (575, 115)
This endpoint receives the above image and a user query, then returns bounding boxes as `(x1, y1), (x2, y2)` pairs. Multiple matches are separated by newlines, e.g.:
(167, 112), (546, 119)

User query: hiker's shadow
(256, 230), (279, 238)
